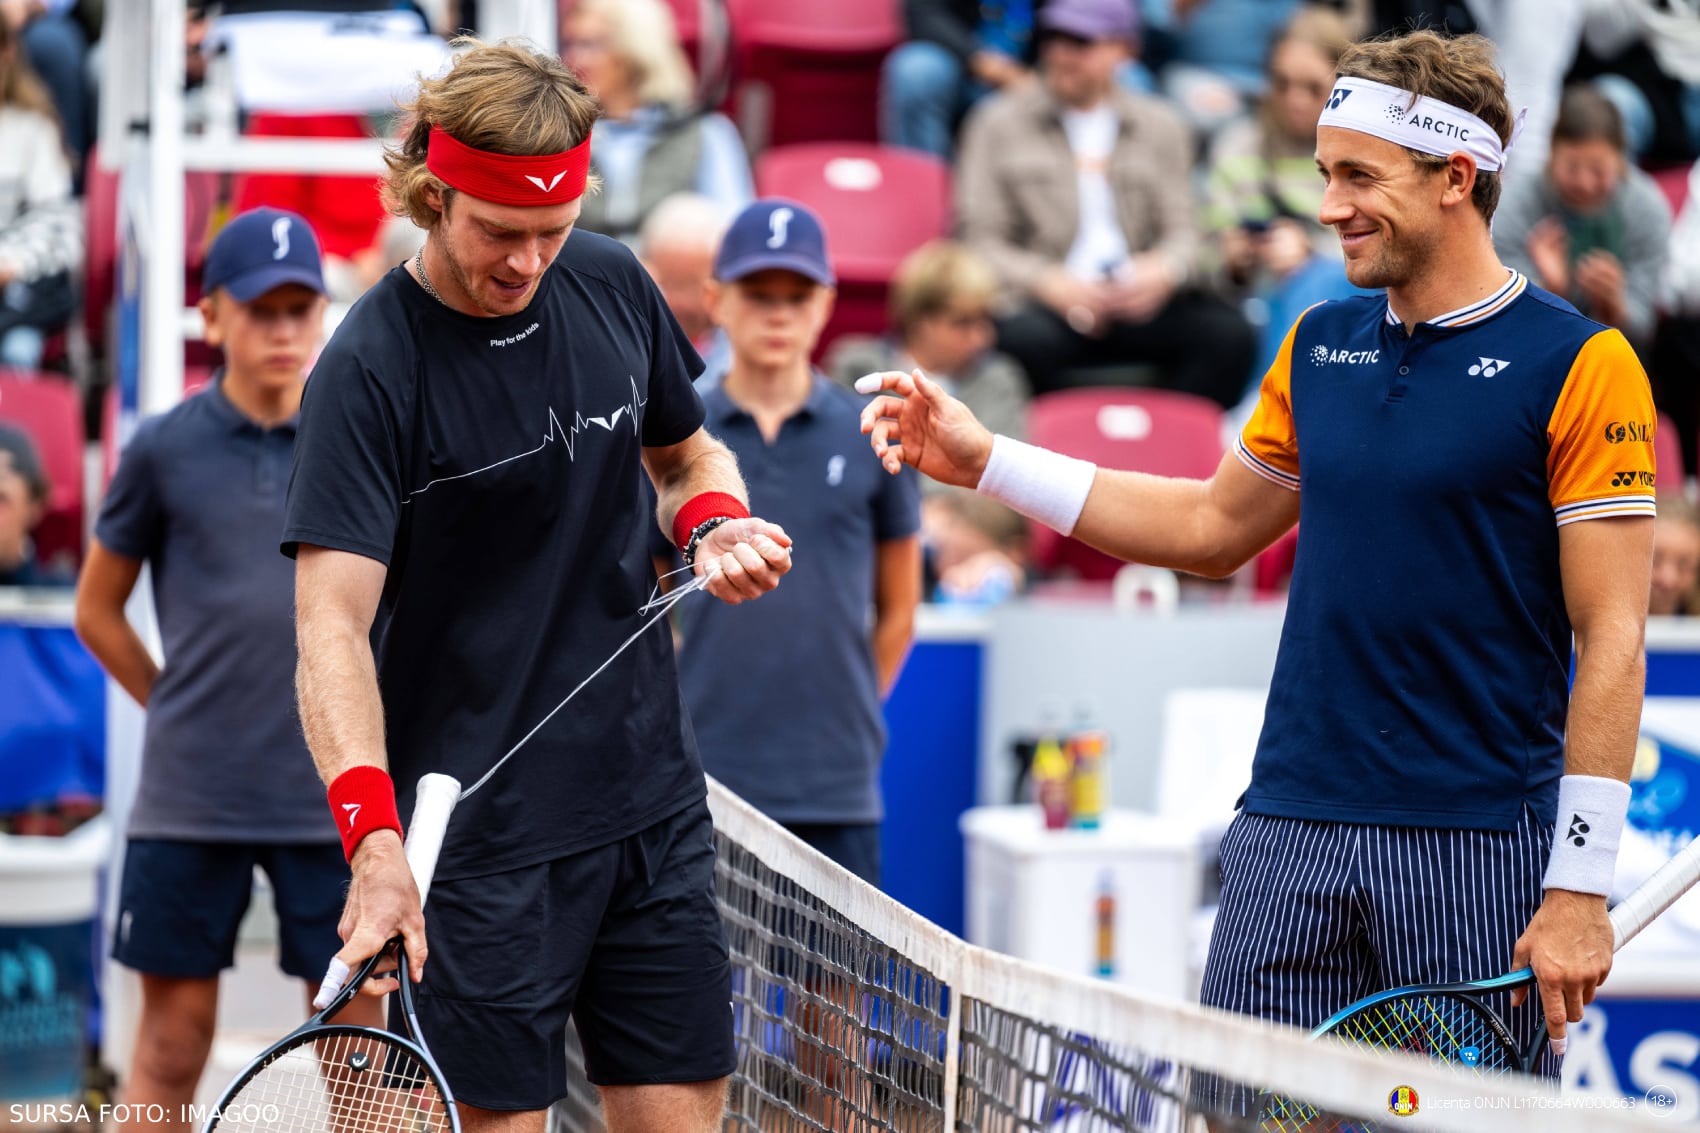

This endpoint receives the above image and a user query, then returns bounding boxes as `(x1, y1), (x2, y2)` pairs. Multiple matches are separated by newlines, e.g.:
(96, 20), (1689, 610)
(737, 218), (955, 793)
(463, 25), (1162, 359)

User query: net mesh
(213, 1028), (451, 1133)
(545, 780), (1654, 1133)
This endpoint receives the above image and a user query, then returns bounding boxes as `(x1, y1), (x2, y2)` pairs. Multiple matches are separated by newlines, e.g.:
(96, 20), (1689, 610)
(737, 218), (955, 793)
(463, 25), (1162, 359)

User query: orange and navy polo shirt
(1236, 271), (1655, 830)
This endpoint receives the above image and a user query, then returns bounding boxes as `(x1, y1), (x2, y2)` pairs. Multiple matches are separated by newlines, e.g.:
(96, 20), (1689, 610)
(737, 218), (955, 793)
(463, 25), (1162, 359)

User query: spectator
(827, 239), (1029, 448)
(1651, 492), (1700, 617)
(958, 0), (1256, 406)
(1, 0), (88, 175)
(922, 487), (1027, 606)
(1201, 5), (1367, 383)
(0, 11), (79, 372)
(638, 191), (731, 378)
(73, 209), (385, 1131)
(0, 422), (57, 586)
(1570, 0), (1700, 165)
(1652, 158), (1700, 462)
(562, 0), (752, 246)
(1146, 0), (1303, 141)
(655, 199), (922, 884)
(881, 0), (1038, 159)
(1494, 83), (1672, 347)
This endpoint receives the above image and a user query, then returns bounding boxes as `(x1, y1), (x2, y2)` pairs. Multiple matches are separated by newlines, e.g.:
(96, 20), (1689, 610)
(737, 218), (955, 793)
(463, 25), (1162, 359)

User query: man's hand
(1033, 267), (1110, 334)
(323, 830), (427, 1001)
(970, 49), (1030, 89)
(1510, 888), (1614, 1054)
(857, 369), (994, 486)
(694, 517), (792, 605)
(1574, 251), (1627, 324)
(1527, 218), (1571, 295)
(1102, 254), (1177, 324)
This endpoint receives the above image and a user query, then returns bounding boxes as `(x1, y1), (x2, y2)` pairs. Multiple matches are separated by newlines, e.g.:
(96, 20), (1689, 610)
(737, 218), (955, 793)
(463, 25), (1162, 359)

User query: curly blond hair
(384, 38), (602, 229)
(1335, 29), (1514, 223)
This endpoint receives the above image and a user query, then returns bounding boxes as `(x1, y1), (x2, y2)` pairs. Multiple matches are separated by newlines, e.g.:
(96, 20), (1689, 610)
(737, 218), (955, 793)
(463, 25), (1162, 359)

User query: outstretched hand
(855, 369), (994, 488)
(694, 517), (793, 605)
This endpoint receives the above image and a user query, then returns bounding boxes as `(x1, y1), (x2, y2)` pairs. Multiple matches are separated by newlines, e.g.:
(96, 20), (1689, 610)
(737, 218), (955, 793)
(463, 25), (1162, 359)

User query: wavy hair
(383, 38), (603, 228)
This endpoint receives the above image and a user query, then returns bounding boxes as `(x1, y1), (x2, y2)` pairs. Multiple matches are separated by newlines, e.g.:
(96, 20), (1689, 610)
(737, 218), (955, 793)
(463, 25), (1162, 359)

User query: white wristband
(976, 435), (1097, 537)
(1542, 775), (1631, 896)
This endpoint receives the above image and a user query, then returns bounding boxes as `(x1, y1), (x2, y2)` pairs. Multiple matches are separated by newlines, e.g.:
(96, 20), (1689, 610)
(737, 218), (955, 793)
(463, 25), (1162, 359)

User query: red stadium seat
(755, 143), (951, 357)
(1650, 163), (1694, 218)
(730, 0), (900, 150)
(1026, 389), (1225, 582)
(0, 375), (84, 572)
(1657, 411), (1685, 488)
(82, 145), (227, 361)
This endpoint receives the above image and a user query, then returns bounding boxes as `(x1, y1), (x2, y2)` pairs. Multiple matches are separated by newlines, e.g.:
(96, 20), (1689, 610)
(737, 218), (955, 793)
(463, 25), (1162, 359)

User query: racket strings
(457, 564), (713, 801)
(219, 1032), (450, 1133)
(1331, 995), (1517, 1070)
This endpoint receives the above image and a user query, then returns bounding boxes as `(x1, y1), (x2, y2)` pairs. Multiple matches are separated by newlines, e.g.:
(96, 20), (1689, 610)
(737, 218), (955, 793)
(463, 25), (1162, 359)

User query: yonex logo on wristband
(1567, 813), (1590, 847)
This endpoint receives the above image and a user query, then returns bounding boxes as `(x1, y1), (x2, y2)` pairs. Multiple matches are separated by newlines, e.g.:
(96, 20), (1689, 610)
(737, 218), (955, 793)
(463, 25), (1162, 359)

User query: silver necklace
(414, 246), (447, 306)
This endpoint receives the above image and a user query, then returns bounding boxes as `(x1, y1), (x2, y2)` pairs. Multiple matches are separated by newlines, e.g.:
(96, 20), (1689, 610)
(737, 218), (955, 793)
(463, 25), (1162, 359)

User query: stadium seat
(1657, 411), (1684, 489)
(1650, 163), (1694, 218)
(1025, 388), (1225, 582)
(82, 145), (227, 363)
(755, 143), (951, 357)
(0, 375), (84, 572)
(729, 0), (900, 150)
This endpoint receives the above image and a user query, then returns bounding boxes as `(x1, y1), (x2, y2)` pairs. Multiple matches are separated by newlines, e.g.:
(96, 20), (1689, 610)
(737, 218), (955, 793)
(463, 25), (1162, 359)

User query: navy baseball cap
(714, 198), (835, 286)
(202, 207), (326, 301)
(1038, 0), (1139, 41)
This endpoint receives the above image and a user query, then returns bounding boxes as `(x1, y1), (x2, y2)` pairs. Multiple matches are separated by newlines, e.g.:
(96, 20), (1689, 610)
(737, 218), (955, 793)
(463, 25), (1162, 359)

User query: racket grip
(1610, 830), (1700, 950)
(405, 773), (461, 905)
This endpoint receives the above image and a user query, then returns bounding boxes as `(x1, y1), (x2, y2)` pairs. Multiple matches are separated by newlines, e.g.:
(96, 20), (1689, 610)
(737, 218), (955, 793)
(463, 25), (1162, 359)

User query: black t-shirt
(282, 229), (708, 880)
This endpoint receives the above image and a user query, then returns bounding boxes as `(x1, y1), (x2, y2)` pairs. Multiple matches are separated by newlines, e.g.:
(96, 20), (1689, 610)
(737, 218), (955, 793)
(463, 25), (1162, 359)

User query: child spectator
(0, 421), (58, 585)
(827, 239), (1029, 450)
(1652, 492), (1700, 618)
(73, 209), (381, 1127)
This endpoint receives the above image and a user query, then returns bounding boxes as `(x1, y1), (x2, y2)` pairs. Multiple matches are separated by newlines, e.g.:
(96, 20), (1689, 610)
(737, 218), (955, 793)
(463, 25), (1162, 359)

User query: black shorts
(403, 798), (735, 1111)
(112, 839), (348, 981)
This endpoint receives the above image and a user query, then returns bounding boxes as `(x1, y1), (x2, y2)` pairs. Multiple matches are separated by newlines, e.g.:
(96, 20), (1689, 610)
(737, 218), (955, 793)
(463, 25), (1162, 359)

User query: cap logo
(525, 171), (567, 193)
(271, 216), (292, 260)
(767, 207), (794, 249)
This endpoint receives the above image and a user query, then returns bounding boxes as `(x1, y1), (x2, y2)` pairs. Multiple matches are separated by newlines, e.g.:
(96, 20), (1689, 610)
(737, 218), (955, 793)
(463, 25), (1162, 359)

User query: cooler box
(0, 817), (110, 1105)
(961, 806), (1201, 1000)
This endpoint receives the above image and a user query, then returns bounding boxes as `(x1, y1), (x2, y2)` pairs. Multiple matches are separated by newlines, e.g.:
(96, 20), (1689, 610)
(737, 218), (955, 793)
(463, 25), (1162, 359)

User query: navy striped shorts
(1199, 806), (1558, 1078)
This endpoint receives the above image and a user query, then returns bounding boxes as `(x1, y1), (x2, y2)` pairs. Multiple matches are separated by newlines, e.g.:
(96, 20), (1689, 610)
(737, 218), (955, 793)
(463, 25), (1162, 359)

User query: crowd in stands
(2, 0), (1700, 613)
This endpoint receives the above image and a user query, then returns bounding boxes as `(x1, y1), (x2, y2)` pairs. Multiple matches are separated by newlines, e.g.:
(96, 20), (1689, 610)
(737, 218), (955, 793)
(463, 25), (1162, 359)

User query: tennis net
(548, 779), (1661, 1133)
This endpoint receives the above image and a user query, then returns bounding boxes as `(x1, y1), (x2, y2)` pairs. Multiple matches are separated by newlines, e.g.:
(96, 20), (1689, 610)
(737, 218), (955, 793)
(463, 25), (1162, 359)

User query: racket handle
(1610, 831), (1700, 950)
(405, 773), (461, 905)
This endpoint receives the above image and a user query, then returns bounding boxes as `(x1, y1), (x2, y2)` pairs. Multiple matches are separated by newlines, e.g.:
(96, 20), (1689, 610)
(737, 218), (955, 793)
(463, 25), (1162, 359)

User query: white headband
(1317, 76), (1523, 173)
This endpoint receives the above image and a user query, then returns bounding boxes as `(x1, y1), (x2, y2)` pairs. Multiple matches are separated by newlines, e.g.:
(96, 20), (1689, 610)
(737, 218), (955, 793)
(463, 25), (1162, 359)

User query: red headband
(425, 126), (592, 206)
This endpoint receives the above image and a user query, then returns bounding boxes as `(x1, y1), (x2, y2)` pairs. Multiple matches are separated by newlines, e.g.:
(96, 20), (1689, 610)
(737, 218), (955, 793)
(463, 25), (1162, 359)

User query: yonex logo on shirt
(1468, 357), (1510, 377)
(1310, 345), (1380, 365)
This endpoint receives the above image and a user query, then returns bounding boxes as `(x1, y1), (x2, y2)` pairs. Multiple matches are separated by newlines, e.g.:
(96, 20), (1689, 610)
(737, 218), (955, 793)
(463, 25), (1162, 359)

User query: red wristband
(327, 766), (404, 861)
(672, 491), (751, 551)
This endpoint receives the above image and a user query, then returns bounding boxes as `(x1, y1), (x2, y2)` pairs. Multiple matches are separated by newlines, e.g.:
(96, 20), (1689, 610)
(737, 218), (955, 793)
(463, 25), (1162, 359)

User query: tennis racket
(202, 773), (463, 1133)
(1315, 828), (1700, 1073)
(1256, 832), (1700, 1132)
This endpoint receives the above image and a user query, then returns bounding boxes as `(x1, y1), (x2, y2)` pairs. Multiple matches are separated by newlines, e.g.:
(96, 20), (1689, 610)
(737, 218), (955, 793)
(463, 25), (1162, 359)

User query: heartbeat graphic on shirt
(404, 376), (647, 501)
